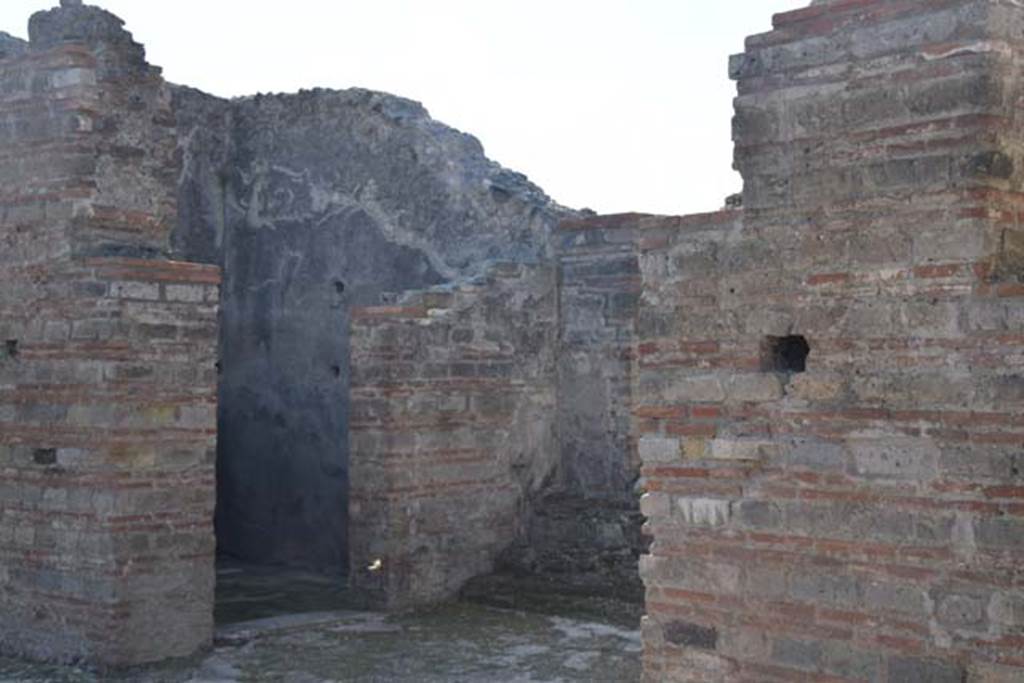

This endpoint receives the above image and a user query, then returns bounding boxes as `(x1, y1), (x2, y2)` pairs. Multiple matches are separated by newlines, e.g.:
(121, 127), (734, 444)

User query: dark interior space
(213, 222), (353, 573)
(762, 334), (810, 373)
(214, 560), (360, 626)
(211, 218), (447, 579)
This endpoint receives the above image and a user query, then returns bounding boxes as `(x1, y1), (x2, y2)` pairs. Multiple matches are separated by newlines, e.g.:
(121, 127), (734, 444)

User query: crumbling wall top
(27, 1), (151, 77)
(0, 32), (27, 60)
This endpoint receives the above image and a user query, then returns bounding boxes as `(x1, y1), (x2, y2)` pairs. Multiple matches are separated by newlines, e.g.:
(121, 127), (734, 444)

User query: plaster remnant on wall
(677, 498), (733, 528)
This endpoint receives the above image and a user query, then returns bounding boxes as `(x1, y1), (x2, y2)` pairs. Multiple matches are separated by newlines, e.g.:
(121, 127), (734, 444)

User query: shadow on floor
(214, 560), (358, 626)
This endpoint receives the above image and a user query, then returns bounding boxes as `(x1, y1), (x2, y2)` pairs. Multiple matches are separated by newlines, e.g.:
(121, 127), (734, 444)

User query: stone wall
(348, 263), (558, 608)
(173, 85), (569, 573)
(492, 216), (648, 598)
(638, 1), (1024, 681)
(0, 2), (218, 667)
(556, 216), (643, 498)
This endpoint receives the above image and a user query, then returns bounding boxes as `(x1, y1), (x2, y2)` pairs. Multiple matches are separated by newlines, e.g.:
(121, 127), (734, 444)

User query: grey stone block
(887, 656), (965, 683)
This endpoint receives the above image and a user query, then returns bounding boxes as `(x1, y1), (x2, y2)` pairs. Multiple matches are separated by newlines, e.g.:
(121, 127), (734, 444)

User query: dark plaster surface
(173, 86), (570, 572)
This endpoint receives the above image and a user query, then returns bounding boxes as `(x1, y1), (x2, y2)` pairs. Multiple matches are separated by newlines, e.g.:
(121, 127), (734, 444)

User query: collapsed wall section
(349, 263), (558, 608)
(638, 1), (1024, 681)
(0, 3), (218, 667)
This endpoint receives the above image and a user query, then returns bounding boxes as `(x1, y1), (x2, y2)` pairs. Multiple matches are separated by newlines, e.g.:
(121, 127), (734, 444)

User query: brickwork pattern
(0, 7), (219, 667)
(637, 2), (1024, 681)
(349, 263), (558, 608)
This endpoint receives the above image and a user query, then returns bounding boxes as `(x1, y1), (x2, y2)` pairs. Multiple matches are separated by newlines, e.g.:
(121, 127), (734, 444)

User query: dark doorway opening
(211, 250), (354, 624)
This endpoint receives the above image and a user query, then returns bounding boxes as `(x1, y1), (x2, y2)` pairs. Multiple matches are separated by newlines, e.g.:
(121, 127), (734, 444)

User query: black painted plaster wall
(172, 86), (567, 572)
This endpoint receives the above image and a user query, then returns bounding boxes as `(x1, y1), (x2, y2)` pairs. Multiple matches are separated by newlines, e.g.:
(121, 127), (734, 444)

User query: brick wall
(349, 263), (558, 608)
(0, 5), (218, 667)
(638, 2), (1024, 681)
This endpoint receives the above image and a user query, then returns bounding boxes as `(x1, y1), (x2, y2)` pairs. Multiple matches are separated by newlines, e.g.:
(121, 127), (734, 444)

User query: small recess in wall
(33, 448), (57, 466)
(762, 335), (810, 373)
(4, 339), (18, 359)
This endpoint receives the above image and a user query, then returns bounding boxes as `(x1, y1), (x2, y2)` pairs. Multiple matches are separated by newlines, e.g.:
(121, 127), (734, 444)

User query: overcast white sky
(1, 1), (807, 215)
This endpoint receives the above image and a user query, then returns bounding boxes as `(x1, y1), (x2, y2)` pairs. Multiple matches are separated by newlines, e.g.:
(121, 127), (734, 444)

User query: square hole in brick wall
(32, 448), (57, 465)
(762, 335), (810, 373)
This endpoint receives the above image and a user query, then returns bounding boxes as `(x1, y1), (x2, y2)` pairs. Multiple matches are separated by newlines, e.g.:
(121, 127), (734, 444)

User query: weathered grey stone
(935, 591), (988, 630)
(865, 581), (928, 617)
(638, 436), (681, 464)
(0, 32), (26, 59)
(733, 500), (783, 530)
(772, 638), (822, 671)
(887, 655), (965, 683)
(789, 570), (862, 608)
(976, 518), (1024, 550)
(846, 434), (939, 480)
(822, 641), (879, 681)
(709, 439), (778, 461)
